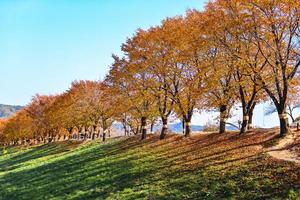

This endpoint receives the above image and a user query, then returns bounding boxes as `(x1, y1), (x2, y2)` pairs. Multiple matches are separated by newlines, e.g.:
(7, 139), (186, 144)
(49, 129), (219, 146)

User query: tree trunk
(123, 123), (127, 136)
(219, 120), (226, 134)
(274, 102), (289, 137)
(92, 125), (97, 140)
(279, 117), (289, 137)
(219, 105), (227, 134)
(141, 117), (147, 140)
(160, 118), (168, 139)
(247, 102), (256, 130)
(185, 121), (191, 137)
(67, 127), (72, 136)
(240, 115), (249, 135)
(150, 121), (154, 134)
(102, 130), (106, 142)
(122, 119), (128, 136)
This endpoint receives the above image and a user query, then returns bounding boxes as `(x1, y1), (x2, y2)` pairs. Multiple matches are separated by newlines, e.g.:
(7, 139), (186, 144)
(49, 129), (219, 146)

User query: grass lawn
(0, 130), (300, 200)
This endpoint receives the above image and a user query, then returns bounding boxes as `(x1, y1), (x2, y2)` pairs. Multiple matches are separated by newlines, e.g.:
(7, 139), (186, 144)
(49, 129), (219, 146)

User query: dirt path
(265, 134), (300, 164)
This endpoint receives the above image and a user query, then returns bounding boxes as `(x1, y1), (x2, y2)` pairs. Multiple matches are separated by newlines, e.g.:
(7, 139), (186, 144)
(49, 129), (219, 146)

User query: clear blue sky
(0, 0), (206, 106)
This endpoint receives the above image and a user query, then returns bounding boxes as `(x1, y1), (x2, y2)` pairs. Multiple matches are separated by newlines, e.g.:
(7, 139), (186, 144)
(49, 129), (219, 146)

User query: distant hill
(0, 104), (24, 118)
(160, 122), (238, 132)
(112, 121), (238, 133)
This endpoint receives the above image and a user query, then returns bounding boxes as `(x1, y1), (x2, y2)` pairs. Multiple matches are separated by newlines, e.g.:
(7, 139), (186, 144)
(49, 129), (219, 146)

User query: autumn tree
(163, 13), (212, 137)
(211, 0), (300, 136)
(25, 94), (57, 142)
(205, 1), (271, 134)
(118, 26), (176, 139)
(106, 48), (158, 140)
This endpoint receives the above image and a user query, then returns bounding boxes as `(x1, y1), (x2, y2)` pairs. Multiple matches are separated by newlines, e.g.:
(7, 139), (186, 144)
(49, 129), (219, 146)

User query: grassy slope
(0, 130), (300, 200)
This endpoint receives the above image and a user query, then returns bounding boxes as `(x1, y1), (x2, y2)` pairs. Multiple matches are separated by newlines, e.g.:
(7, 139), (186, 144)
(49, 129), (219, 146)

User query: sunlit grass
(0, 130), (300, 199)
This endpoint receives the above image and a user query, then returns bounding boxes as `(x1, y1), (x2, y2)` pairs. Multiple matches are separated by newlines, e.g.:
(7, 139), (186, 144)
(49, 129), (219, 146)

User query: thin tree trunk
(92, 125), (97, 140)
(141, 117), (147, 140)
(123, 121), (128, 136)
(247, 102), (256, 130)
(277, 105), (289, 137)
(240, 115), (249, 135)
(102, 130), (106, 142)
(185, 121), (191, 137)
(219, 105), (227, 134)
(150, 121), (154, 134)
(160, 118), (168, 139)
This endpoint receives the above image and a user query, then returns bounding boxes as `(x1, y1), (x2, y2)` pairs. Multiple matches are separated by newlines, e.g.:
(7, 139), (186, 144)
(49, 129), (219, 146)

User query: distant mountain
(112, 121), (238, 133)
(167, 123), (204, 133)
(160, 122), (238, 133)
(0, 104), (24, 118)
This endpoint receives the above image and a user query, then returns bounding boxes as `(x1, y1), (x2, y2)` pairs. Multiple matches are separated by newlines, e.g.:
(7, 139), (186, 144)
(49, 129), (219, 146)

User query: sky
(0, 0), (206, 105)
(0, 0), (296, 128)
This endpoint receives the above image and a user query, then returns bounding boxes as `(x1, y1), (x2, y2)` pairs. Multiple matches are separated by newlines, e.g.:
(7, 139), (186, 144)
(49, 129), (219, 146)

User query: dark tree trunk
(122, 121), (128, 136)
(274, 103), (290, 137)
(185, 121), (191, 137)
(240, 115), (249, 135)
(160, 118), (168, 139)
(279, 117), (289, 137)
(102, 130), (106, 142)
(219, 105), (227, 134)
(150, 121), (154, 134)
(48, 133), (52, 143)
(67, 127), (72, 136)
(219, 120), (226, 134)
(141, 117), (147, 140)
(247, 102), (256, 130)
(238, 84), (257, 135)
(92, 125), (97, 140)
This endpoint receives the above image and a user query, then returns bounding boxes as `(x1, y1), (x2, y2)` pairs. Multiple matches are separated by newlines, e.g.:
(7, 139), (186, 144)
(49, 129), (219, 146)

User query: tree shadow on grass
(0, 141), (81, 172)
(0, 138), (167, 200)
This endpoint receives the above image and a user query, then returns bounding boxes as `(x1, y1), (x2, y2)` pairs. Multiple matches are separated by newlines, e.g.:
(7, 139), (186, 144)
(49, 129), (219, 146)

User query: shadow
(0, 141), (81, 172)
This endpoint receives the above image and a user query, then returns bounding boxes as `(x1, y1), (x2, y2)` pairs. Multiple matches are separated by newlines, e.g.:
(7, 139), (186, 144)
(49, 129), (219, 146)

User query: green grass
(0, 131), (300, 200)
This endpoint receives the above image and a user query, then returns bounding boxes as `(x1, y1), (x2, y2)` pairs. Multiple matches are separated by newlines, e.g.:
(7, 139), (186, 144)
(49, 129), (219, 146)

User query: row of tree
(1, 0), (300, 146)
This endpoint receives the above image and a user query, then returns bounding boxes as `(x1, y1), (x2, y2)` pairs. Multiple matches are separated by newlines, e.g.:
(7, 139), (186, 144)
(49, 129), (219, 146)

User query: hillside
(1, 129), (300, 199)
(0, 104), (23, 118)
